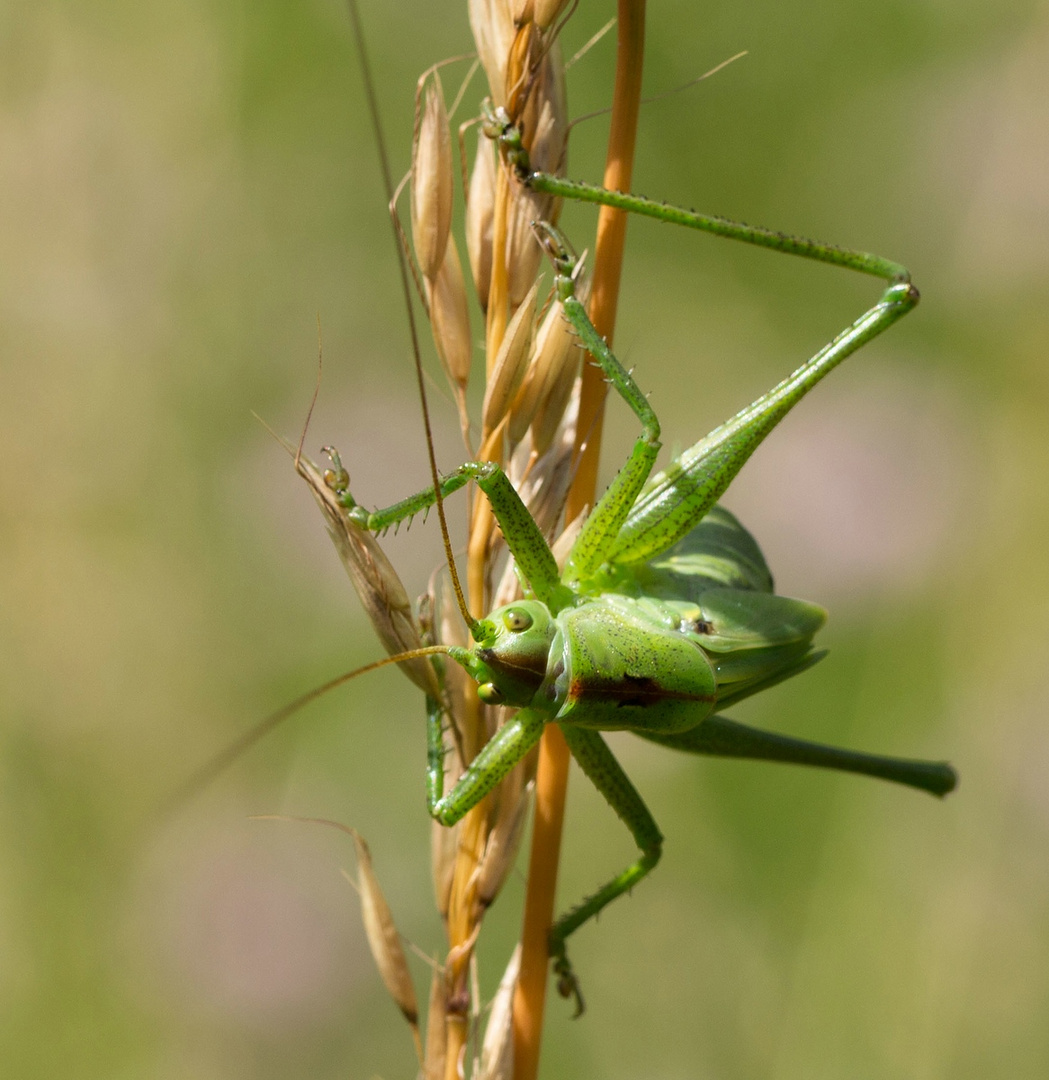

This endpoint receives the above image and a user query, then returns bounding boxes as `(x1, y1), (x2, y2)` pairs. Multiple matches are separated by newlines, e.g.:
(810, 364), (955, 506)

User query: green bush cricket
(196, 14), (957, 1028)
(307, 98), (957, 1005)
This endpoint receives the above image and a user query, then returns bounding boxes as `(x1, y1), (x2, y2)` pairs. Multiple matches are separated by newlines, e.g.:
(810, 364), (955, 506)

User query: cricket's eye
(477, 682), (504, 704)
(503, 607), (533, 633)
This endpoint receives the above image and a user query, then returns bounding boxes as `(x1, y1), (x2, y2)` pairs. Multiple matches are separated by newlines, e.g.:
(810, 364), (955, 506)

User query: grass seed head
(508, 279), (584, 448)
(430, 813), (458, 919)
(519, 42), (567, 178)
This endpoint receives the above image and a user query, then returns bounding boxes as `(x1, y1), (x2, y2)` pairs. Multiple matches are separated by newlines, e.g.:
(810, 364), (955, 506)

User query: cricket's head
(447, 600), (557, 708)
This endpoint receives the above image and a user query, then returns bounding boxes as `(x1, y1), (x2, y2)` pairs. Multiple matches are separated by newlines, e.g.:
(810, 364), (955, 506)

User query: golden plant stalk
(512, 5), (646, 1075)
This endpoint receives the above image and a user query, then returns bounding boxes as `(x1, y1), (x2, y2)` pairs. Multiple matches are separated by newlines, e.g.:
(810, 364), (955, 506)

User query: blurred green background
(3, 0), (1048, 1076)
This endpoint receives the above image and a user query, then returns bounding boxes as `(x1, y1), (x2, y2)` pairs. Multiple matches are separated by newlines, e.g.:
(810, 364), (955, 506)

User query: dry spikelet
(519, 40), (568, 178)
(424, 965), (448, 1080)
(506, 363), (538, 452)
(348, 831), (420, 1032)
(477, 946), (520, 1080)
(431, 566), (472, 727)
(469, 0), (515, 106)
(411, 78), (454, 281)
(504, 194), (546, 310)
(516, 391), (580, 533)
(530, 351), (578, 458)
(481, 280), (538, 439)
(507, 276), (585, 446)
(429, 235), (473, 404)
(466, 132), (496, 313)
(529, 279), (587, 457)
(297, 454), (439, 696)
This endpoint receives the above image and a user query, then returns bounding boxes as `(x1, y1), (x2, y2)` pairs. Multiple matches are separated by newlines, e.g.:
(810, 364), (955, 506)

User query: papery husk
(426, 569), (470, 919)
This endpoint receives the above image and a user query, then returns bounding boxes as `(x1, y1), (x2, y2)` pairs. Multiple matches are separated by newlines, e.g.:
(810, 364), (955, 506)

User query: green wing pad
(608, 585), (825, 703)
(688, 588), (827, 653)
(630, 505), (774, 598)
(611, 588), (825, 655)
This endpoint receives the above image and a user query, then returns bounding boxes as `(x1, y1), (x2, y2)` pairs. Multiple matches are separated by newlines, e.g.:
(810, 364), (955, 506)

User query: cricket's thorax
(536, 596), (719, 734)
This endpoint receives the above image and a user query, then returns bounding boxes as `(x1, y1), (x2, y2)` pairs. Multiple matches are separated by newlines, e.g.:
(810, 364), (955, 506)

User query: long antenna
(165, 645), (455, 811)
(345, 0), (478, 636)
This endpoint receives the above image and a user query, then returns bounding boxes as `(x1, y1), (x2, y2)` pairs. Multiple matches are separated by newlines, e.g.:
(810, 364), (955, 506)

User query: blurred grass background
(2, 0), (1048, 1076)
